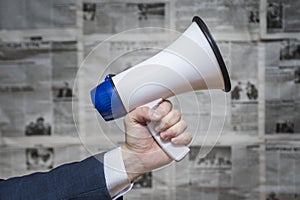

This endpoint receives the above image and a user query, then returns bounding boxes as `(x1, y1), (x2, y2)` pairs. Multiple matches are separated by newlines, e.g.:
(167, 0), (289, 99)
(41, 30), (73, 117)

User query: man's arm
(0, 153), (112, 200)
(0, 100), (192, 200)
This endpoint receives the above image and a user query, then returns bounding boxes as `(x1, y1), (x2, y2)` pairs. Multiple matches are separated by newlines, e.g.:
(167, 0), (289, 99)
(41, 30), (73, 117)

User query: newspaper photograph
(266, 143), (300, 200)
(265, 40), (300, 135)
(230, 42), (259, 134)
(174, 0), (260, 40)
(0, 0), (76, 30)
(279, 39), (300, 62)
(0, 145), (84, 179)
(261, 0), (300, 38)
(265, 100), (300, 135)
(174, 145), (260, 200)
(25, 116), (52, 136)
(265, 39), (300, 67)
(26, 147), (54, 170)
(83, 1), (168, 35)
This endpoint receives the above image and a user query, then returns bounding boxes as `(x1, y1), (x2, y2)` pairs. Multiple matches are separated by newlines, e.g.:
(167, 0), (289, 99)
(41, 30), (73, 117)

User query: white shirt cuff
(104, 147), (132, 199)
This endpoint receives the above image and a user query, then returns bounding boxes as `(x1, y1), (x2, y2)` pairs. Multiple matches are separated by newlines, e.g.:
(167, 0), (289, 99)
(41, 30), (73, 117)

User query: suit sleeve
(0, 153), (112, 200)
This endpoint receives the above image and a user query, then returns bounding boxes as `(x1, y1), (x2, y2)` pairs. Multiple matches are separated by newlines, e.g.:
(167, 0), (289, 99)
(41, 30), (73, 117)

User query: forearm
(0, 154), (111, 200)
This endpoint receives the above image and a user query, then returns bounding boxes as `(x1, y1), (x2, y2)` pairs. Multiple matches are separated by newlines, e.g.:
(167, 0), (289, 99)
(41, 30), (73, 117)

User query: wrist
(121, 144), (147, 182)
(121, 143), (173, 182)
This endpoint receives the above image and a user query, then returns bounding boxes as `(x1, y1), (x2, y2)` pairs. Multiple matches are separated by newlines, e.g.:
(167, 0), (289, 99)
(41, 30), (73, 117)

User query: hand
(121, 100), (192, 182)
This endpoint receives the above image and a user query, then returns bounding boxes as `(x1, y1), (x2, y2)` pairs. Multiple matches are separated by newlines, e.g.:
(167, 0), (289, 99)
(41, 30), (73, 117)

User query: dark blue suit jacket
(0, 153), (121, 200)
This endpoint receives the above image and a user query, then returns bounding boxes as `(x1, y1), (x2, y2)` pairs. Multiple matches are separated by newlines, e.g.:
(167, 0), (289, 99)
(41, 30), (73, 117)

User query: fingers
(125, 99), (192, 146)
(125, 100), (172, 125)
(154, 109), (181, 133)
(158, 119), (192, 145)
(153, 100), (191, 145)
(125, 106), (161, 125)
(160, 120), (187, 140)
(153, 100), (172, 120)
(171, 132), (193, 145)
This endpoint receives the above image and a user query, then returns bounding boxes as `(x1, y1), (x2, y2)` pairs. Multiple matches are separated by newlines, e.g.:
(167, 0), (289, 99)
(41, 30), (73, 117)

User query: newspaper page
(52, 40), (78, 136)
(174, 145), (260, 200)
(174, 0), (260, 40)
(0, 38), (53, 137)
(124, 170), (170, 200)
(0, 0), (76, 30)
(265, 40), (300, 135)
(1, 1), (300, 199)
(230, 42), (259, 135)
(0, 38), (78, 137)
(265, 142), (300, 200)
(82, 1), (169, 35)
(261, 0), (300, 39)
(0, 145), (84, 179)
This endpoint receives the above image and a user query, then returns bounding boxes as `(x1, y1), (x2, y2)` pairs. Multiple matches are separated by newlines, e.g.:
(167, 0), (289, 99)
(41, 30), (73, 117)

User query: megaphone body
(91, 16), (231, 161)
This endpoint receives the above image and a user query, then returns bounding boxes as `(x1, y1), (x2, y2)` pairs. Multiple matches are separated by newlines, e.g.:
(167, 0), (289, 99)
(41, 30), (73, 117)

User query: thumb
(127, 106), (162, 125)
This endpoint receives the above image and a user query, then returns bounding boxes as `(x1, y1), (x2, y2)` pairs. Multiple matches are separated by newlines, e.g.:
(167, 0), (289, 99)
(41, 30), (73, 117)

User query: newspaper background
(260, 0), (300, 39)
(0, 0), (300, 199)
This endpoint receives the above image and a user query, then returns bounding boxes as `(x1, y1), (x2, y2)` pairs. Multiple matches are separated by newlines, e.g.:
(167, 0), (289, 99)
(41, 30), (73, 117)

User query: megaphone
(90, 16), (231, 161)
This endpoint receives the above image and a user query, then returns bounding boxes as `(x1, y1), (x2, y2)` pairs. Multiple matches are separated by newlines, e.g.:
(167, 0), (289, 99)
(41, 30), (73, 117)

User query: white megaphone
(91, 16), (231, 161)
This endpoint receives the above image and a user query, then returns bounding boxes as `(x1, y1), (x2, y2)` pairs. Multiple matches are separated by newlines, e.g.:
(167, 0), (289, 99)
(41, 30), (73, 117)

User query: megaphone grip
(143, 99), (190, 161)
(147, 121), (190, 161)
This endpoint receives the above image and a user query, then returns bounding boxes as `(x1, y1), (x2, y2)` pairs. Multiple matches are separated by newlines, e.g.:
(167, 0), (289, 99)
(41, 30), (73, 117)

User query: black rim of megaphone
(192, 16), (231, 92)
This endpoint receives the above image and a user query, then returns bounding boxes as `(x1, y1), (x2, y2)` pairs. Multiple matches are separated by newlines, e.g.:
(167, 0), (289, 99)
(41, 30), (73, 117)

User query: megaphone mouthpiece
(91, 74), (127, 121)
